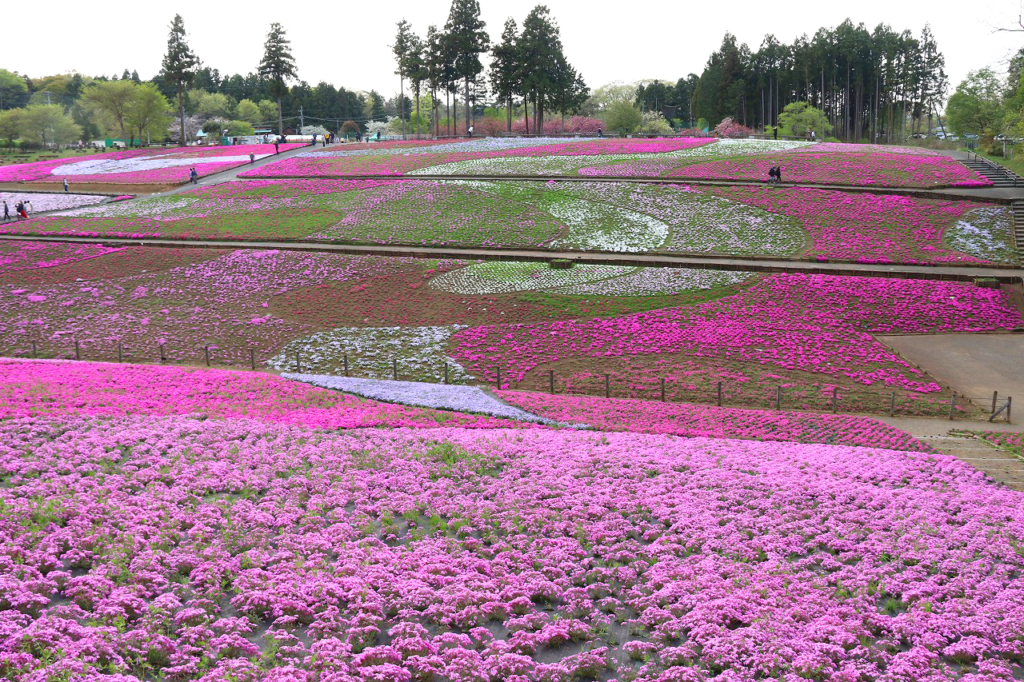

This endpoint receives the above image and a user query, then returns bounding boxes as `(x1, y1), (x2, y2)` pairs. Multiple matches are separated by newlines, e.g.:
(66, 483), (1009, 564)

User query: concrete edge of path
(1, 233), (1022, 283)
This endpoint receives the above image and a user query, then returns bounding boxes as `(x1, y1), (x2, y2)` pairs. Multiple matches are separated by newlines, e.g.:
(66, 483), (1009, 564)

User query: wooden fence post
(717, 381), (722, 407)
(160, 343), (167, 364)
(295, 351), (301, 373)
(31, 341), (37, 358)
(661, 378), (666, 402)
(775, 385), (782, 410)
(496, 367), (501, 389)
(832, 387), (838, 414)
(205, 345), (210, 367)
(75, 340), (80, 361)
(948, 392), (956, 421)
(605, 374), (610, 399)
(393, 358), (397, 381)
(344, 353), (349, 377)
(992, 391), (999, 415)
(117, 343), (123, 363)
(444, 362), (448, 385)
(549, 370), (555, 394)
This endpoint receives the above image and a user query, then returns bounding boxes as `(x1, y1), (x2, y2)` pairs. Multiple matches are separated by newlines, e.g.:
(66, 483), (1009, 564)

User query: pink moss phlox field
(668, 151), (991, 188)
(0, 359), (525, 430)
(974, 431), (1024, 456)
(0, 144), (305, 185)
(1, 417), (1023, 679)
(0, 179), (403, 241)
(708, 186), (991, 264)
(241, 138), (715, 178)
(452, 274), (1024, 392)
(0, 241), (124, 271)
(496, 390), (933, 451)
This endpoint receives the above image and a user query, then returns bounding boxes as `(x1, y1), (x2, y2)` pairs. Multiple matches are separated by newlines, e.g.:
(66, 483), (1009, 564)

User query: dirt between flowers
(1, 243), (1018, 420)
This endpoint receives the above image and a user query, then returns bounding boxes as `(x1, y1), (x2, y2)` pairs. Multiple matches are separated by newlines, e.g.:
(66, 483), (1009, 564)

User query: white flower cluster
(51, 154), (268, 176)
(281, 373), (571, 425)
(945, 207), (1018, 264)
(548, 267), (753, 296)
(429, 261), (634, 295)
(268, 324), (471, 382)
(0, 192), (106, 213)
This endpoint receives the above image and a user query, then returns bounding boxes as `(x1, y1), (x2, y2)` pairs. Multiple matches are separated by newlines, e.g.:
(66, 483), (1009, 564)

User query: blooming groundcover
(4, 178), (1005, 265)
(0, 359), (525, 430)
(450, 273), (1024, 417)
(972, 431), (1024, 457)
(0, 144), (305, 186)
(1, 416), (1023, 679)
(497, 390), (933, 452)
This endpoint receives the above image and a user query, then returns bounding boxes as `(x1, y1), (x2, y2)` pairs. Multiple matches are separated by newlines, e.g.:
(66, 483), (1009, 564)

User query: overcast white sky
(3, 0), (1023, 100)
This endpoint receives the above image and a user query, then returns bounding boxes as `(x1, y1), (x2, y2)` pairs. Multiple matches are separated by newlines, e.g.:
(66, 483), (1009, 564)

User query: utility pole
(299, 106), (304, 131)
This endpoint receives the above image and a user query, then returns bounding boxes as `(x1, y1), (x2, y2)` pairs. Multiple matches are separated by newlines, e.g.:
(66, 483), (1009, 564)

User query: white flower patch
(282, 373), (573, 424)
(51, 154), (270, 176)
(429, 261), (633, 295)
(681, 138), (811, 158)
(296, 137), (576, 159)
(0, 192), (106, 213)
(54, 196), (198, 218)
(945, 206), (1018, 264)
(547, 267), (753, 296)
(268, 324), (471, 382)
(545, 197), (669, 252)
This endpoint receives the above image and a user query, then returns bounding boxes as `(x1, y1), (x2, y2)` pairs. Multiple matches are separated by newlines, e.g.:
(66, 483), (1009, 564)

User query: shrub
(714, 117), (754, 138)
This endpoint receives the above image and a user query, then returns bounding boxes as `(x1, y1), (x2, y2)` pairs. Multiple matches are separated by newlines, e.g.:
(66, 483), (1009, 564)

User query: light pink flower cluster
(0, 415), (1021, 679)
(0, 359), (525, 429)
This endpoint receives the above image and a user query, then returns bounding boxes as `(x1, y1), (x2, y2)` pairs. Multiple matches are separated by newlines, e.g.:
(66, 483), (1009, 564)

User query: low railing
(10, 341), (1013, 423)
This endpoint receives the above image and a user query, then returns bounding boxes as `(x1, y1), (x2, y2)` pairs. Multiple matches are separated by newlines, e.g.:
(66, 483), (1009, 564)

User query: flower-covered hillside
(0, 416), (1022, 679)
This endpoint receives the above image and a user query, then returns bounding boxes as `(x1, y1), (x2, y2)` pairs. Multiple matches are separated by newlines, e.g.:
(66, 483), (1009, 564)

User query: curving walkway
(1, 233), (1021, 282)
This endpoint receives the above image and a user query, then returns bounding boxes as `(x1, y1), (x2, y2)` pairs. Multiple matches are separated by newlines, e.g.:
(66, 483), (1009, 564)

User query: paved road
(1, 233), (1022, 282)
(879, 333), (1024, 404)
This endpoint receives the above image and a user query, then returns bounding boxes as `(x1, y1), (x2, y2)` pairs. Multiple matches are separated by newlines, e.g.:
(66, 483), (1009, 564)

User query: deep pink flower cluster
(668, 151), (991, 188)
(0, 149), (165, 182)
(451, 274), (1024, 393)
(708, 186), (992, 264)
(0, 415), (1021, 679)
(0, 359), (525, 430)
(495, 390), (934, 451)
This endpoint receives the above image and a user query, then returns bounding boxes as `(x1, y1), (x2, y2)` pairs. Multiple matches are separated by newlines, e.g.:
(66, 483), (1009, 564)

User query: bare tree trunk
(277, 97), (284, 138)
(464, 76), (471, 133)
(399, 72), (406, 139)
(177, 83), (186, 146)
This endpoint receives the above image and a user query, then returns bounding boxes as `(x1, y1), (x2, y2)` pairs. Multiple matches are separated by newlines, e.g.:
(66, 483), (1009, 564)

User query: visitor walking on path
(63, 178), (69, 192)
(2, 201), (9, 222)
(274, 140), (280, 154)
(25, 200), (32, 215)
(775, 165), (783, 183)
(773, 126), (778, 140)
(249, 152), (255, 164)
(16, 201), (27, 219)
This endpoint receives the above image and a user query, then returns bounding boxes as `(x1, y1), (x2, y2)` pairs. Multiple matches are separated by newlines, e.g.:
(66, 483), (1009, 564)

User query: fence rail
(12, 340), (1015, 424)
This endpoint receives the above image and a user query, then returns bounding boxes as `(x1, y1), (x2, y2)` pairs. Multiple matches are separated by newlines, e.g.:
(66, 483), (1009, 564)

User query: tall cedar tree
(161, 14), (199, 146)
(258, 23), (298, 134)
(444, 0), (489, 132)
(392, 20), (414, 139)
(425, 25), (444, 137)
(406, 35), (426, 137)
(490, 18), (520, 132)
(519, 6), (562, 134)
